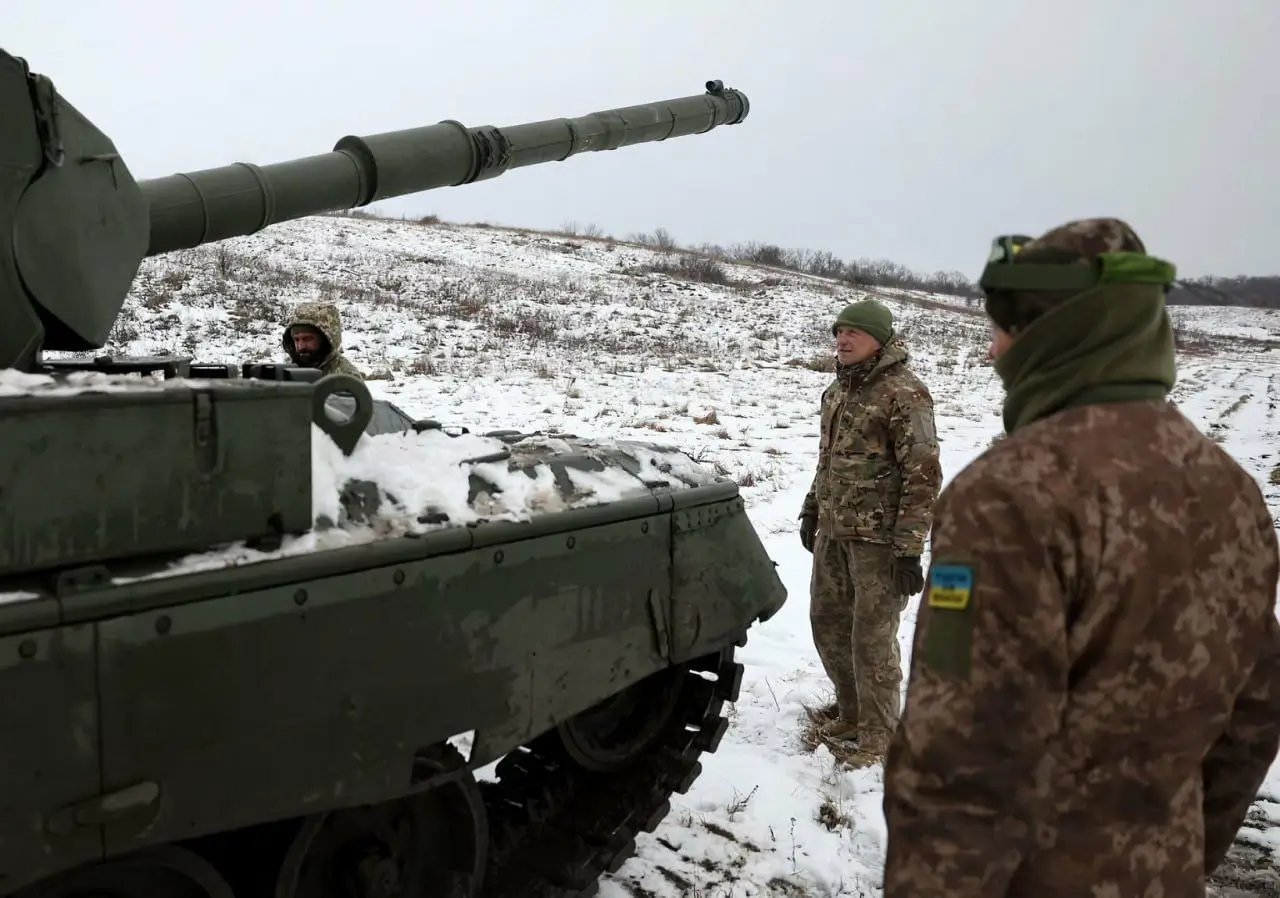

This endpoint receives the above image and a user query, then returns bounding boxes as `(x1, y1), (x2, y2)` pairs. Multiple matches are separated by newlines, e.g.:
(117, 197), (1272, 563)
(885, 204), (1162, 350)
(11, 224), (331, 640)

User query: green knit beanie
(831, 299), (893, 344)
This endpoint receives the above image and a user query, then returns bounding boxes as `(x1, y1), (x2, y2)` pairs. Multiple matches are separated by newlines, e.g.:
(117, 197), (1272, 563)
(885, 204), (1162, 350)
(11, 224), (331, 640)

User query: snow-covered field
(59, 214), (1280, 894)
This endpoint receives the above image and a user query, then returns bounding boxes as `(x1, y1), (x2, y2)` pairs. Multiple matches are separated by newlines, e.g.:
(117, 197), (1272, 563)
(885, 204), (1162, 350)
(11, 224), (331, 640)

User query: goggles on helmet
(979, 235), (1177, 293)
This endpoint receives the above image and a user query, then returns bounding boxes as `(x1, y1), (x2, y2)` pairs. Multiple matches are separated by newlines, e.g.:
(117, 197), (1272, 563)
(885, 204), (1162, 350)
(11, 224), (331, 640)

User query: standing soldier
(798, 298), (943, 767)
(282, 300), (366, 380)
(882, 218), (1280, 897)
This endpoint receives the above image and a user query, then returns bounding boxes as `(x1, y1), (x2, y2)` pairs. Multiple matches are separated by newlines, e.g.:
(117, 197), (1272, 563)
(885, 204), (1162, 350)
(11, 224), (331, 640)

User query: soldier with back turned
(882, 218), (1280, 897)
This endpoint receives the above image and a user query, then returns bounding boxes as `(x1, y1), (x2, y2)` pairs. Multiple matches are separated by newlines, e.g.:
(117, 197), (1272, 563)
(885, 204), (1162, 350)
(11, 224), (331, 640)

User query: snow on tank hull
(0, 375), (788, 898)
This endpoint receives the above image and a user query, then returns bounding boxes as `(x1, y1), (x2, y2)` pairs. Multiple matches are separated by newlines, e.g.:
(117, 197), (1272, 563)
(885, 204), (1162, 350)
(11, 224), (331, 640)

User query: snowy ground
(50, 214), (1280, 894)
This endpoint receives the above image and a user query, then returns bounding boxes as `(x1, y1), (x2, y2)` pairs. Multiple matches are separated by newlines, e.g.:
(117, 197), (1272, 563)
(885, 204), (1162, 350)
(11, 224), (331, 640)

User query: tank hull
(1, 471), (785, 897)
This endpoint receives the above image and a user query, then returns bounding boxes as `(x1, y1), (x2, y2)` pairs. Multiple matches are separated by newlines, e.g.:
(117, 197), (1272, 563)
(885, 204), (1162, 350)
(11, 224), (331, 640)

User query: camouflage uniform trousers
(808, 530), (904, 754)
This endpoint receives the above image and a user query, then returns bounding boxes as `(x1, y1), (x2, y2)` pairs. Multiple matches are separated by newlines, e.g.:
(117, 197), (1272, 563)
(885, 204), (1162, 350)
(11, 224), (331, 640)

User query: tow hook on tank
(311, 373), (375, 455)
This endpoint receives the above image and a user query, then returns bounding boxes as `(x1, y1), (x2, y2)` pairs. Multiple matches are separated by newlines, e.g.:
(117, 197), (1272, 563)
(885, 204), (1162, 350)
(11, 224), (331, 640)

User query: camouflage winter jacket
(799, 338), (942, 557)
(282, 300), (366, 380)
(883, 399), (1280, 897)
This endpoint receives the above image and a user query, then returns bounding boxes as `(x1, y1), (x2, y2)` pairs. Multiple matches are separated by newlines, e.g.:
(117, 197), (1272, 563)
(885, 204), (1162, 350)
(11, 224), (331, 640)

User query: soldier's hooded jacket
(282, 300), (366, 379)
(800, 336), (942, 558)
(882, 220), (1280, 898)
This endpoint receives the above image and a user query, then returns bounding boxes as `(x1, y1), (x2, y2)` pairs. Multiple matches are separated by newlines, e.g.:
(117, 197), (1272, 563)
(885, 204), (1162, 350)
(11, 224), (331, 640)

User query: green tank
(0, 48), (785, 898)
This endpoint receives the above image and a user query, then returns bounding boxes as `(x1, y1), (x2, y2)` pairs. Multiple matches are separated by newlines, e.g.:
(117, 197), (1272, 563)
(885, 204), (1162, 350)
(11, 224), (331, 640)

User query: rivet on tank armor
(155, 616), (172, 635)
(18, 640), (36, 660)
(294, 589), (308, 606)
(393, 569), (405, 585)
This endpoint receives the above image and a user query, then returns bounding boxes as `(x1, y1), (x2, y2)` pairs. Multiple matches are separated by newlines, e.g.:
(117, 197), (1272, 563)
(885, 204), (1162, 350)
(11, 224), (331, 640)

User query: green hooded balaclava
(980, 217), (1177, 434)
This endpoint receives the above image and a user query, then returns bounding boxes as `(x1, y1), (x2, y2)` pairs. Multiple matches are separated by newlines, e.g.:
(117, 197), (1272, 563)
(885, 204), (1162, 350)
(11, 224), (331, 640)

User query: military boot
(818, 716), (860, 743)
(839, 728), (890, 768)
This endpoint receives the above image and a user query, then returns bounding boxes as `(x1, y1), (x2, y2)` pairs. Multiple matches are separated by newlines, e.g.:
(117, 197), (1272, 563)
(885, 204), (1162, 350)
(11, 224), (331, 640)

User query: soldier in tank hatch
(881, 217), (1280, 897)
(797, 297), (943, 767)
(282, 300), (366, 380)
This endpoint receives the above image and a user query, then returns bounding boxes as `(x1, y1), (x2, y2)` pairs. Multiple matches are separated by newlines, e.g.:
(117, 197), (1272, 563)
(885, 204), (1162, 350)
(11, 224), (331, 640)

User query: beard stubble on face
(835, 329), (880, 366)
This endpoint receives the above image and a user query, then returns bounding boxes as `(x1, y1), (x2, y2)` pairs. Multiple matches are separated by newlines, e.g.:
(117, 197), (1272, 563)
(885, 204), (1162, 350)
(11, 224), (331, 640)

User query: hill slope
(88, 215), (1280, 895)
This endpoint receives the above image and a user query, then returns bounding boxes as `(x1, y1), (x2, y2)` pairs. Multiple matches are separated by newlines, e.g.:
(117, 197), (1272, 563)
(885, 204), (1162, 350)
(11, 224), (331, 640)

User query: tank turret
(0, 46), (747, 371)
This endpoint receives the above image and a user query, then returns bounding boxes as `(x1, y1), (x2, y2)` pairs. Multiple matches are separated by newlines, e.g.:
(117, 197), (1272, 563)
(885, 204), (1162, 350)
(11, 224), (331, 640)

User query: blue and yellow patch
(926, 563), (973, 610)
(919, 560), (976, 678)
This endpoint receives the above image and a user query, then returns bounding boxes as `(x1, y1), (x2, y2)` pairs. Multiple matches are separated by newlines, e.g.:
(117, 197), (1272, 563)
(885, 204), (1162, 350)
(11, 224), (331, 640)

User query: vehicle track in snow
(1174, 361), (1280, 515)
(1177, 360), (1280, 895)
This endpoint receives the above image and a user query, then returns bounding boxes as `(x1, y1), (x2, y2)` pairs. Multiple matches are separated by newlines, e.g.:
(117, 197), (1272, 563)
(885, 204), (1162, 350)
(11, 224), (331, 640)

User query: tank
(0, 48), (786, 898)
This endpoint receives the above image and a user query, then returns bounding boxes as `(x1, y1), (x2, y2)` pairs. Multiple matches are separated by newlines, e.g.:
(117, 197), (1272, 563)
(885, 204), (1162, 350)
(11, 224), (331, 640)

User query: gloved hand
(799, 513), (818, 553)
(893, 556), (924, 598)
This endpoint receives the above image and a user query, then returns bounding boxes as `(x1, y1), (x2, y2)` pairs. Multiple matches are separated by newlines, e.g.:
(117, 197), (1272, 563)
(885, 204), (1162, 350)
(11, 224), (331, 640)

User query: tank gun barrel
(141, 80), (748, 256)
(0, 45), (748, 371)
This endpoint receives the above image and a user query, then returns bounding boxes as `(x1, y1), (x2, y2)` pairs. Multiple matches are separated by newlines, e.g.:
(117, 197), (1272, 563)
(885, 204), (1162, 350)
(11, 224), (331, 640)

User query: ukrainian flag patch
(926, 563), (973, 610)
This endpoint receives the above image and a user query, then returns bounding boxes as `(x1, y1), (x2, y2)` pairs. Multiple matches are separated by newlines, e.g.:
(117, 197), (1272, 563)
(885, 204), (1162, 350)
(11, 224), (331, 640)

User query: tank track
(4, 647), (742, 898)
(476, 645), (743, 897)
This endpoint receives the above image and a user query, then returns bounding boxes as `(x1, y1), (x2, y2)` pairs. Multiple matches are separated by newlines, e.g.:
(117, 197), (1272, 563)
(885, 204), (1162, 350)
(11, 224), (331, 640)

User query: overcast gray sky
(5, 1), (1277, 278)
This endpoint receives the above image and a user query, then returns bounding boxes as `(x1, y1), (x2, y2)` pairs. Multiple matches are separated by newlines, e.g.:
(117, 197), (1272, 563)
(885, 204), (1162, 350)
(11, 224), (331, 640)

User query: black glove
(799, 514), (817, 553)
(893, 556), (923, 598)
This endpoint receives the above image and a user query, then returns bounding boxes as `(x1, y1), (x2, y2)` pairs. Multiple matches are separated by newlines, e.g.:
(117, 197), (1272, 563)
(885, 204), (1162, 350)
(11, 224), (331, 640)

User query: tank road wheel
(555, 665), (685, 772)
(273, 776), (486, 898)
(18, 846), (234, 898)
